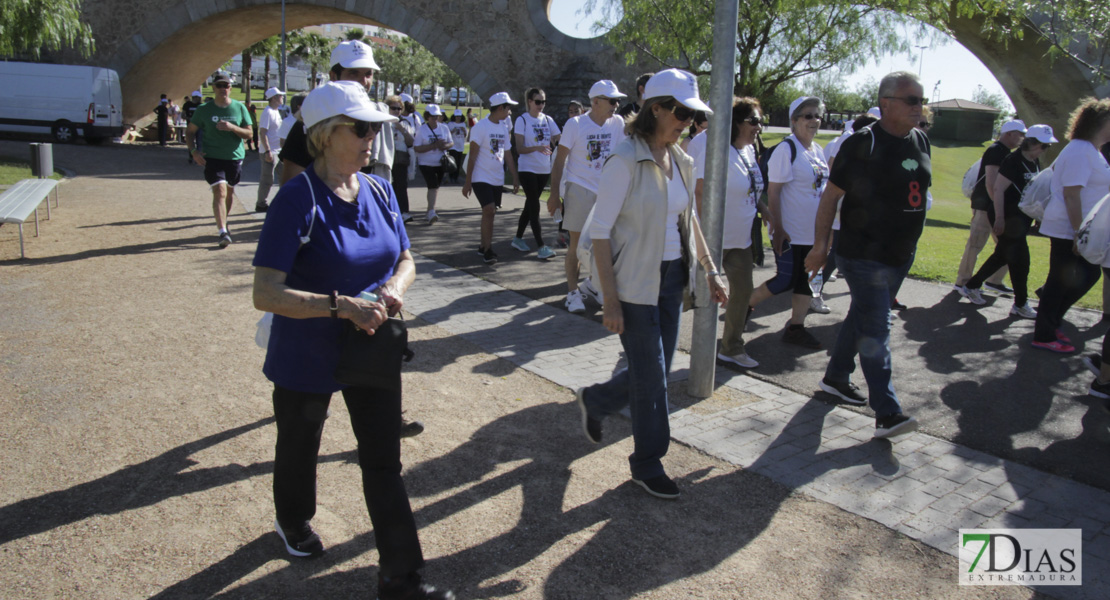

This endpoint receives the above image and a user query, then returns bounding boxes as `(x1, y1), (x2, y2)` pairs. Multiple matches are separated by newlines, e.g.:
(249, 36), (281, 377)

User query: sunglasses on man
(214, 82), (231, 89)
(340, 120), (383, 138)
(884, 95), (928, 106)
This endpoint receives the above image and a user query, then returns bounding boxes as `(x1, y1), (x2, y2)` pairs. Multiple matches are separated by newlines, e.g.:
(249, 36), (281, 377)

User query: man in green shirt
(185, 73), (253, 248)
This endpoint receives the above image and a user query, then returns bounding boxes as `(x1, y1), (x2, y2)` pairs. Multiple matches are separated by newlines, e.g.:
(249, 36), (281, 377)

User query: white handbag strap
(298, 171), (317, 246)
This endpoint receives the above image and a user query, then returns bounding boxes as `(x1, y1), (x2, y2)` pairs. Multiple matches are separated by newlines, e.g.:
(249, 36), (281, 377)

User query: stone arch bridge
(66, 0), (1106, 135)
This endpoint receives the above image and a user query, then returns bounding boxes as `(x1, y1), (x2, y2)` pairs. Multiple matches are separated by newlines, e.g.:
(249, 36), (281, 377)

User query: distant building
(929, 99), (1001, 143)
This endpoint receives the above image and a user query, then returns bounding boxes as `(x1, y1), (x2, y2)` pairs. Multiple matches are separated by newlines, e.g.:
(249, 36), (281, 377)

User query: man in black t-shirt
(182, 91), (203, 163)
(615, 72), (652, 118)
(954, 120), (1026, 291)
(154, 95), (169, 146)
(804, 71), (931, 440)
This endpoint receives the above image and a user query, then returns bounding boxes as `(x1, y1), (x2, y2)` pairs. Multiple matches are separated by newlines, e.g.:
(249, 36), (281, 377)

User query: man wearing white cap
(280, 40), (396, 186)
(256, 87), (285, 212)
(547, 79), (627, 313)
(955, 119), (1027, 294)
(463, 92), (520, 264)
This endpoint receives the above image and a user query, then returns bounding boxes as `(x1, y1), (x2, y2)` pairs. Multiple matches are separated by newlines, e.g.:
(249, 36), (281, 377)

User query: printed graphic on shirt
(586, 135), (612, 165)
(489, 134), (504, 157)
(532, 124), (548, 143)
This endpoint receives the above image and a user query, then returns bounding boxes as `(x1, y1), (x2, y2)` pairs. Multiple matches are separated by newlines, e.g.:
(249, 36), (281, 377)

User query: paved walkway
(402, 251), (1108, 599)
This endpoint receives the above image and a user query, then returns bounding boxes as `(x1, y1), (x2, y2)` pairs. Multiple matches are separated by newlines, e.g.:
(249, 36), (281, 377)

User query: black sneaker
(1090, 378), (1110, 399)
(218, 232), (232, 248)
(783, 324), (821, 349)
(576, 388), (602, 444)
(378, 572), (455, 600)
(476, 245), (485, 256)
(255, 201), (269, 213)
(400, 416), (424, 438)
(819, 378), (867, 406)
(984, 281), (1014, 294)
(632, 474), (680, 499)
(274, 520), (325, 558)
(891, 298), (907, 311)
(483, 248), (498, 264)
(1083, 353), (1101, 377)
(874, 414), (919, 439)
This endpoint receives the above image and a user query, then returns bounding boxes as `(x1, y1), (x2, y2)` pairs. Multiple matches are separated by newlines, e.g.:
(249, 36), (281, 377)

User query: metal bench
(0, 179), (60, 259)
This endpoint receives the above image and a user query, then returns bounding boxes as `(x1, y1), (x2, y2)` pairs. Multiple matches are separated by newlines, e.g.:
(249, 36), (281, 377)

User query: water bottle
(809, 271), (824, 297)
(358, 291), (381, 303)
(553, 208), (563, 224)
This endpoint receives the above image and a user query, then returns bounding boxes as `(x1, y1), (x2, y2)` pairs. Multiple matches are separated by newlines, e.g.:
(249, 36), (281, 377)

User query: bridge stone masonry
(66, 0), (643, 126)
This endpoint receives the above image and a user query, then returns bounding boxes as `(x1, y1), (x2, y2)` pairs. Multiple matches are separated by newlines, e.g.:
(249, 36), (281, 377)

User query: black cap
(212, 73), (231, 85)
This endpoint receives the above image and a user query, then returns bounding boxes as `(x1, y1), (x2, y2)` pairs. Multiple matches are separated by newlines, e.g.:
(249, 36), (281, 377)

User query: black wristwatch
(329, 291), (339, 319)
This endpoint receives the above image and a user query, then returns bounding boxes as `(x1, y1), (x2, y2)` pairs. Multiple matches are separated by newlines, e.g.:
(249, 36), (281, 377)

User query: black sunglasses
(918, 121), (931, 128)
(387, 105), (402, 111)
(744, 115), (764, 126)
(799, 113), (821, 121)
(600, 98), (619, 106)
(341, 120), (383, 138)
(532, 99), (546, 105)
(669, 104), (696, 122)
(884, 95), (928, 106)
(214, 82), (230, 89)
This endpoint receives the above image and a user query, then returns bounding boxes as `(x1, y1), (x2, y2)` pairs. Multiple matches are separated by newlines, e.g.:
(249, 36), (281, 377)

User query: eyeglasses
(884, 95), (928, 106)
(214, 82), (230, 89)
(744, 116), (764, 126)
(918, 121), (931, 128)
(387, 105), (402, 111)
(600, 98), (619, 106)
(339, 120), (382, 138)
(669, 104), (696, 122)
(532, 99), (546, 105)
(799, 113), (822, 121)
(1039, 143), (1052, 149)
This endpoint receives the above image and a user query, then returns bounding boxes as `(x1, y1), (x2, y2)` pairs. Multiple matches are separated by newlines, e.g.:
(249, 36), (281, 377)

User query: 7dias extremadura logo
(959, 529), (1081, 585)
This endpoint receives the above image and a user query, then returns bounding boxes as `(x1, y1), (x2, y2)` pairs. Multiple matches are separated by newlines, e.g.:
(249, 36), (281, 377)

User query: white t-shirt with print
(259, 106), (283, 152)
(1041, 139), (1110, 240)
(447, 121), (468, 153)
(413, 122), (453, 167)
(559, 113), (626, 193)
(515, 112), (562, 174)
(767, 134), (828, 245)
(468, 116), (512, 185)
(697, 144), (762, 250)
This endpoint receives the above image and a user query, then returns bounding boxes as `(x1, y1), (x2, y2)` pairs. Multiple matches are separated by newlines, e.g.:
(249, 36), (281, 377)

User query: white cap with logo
(1026, 124), (1059, 144)
(330, 40), (380, 71)
(588, 80), (626, 99)
(301, 81), (397, 129)
(644, 69), (711, 113)
(264, 87), (285, 100)
(1001, 119), (1028, 135)
(425, 104), (443, 116)
(488, 92), (518, 106)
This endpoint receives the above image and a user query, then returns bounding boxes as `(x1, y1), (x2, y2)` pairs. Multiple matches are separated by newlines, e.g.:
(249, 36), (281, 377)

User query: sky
(548, 0), (1015, 112)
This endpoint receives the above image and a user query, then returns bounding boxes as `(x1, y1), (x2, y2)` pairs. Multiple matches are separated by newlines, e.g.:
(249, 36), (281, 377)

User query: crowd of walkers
(168, 36), (1110, 599)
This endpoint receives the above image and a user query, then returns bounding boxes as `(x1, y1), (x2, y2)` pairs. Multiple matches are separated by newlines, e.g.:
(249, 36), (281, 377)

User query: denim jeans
(824, 255), (912, 419)
(583, 258), (685, 480)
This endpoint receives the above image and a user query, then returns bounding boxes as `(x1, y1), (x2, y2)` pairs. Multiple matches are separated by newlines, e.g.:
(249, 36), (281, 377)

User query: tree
(587, 0), (914, 99)
(290, 31), (334, 90)
(377, 36), (442, 95)
(972, 85), (1013, 129)
(0, 0), (95, 58)
(345, 27), (365, 42)
(241, 36), (279, 103)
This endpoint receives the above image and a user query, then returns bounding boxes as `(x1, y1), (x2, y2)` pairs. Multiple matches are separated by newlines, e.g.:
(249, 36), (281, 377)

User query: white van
(0, 61), (125, 144)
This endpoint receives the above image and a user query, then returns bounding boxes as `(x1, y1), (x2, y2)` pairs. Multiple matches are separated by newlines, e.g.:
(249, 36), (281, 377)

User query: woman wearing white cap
(1032, 99), (1110, 353)
(961, 124), (1058, 319)
(748, 95), (831, 348)
(252, 81), (454, 600)
(412, 104), (453, 224)
(575, 69), (728, 500)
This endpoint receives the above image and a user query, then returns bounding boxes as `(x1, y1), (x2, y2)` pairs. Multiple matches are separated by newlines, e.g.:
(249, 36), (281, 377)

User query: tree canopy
(289, 31), (333, 90)
(0, 0), (95, 58)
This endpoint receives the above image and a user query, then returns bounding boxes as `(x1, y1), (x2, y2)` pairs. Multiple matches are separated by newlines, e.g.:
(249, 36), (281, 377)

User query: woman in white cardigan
(574, 69), (727, 500)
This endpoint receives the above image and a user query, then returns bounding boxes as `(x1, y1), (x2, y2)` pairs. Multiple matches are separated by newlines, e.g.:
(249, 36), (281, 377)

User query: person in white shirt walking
(463, 92), (520, 265)
(512, 88), (561, 260)
(256, 87), (285, 212)
(413, 104), (453, 224)
(547, 80), (627, 313)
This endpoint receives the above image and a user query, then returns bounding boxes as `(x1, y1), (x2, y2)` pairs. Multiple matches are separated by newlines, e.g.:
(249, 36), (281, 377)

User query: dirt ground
(0, 141), (1045, 599)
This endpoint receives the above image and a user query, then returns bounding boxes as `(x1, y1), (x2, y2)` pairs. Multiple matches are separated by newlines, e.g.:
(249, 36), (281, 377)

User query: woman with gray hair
(252, 81), (453, 600)
(748, 95), (831, 349)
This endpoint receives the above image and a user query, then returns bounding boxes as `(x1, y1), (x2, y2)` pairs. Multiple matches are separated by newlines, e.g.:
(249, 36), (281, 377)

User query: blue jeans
(583, 259), (685, 480)
(824, 255), (912, 419)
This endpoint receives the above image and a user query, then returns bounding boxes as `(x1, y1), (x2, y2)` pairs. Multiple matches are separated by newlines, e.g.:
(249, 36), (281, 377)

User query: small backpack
(757, 137), (797, 188)
(961, 159), (982, 198)
(1076, 192), (1110, 265)
(1018, 165), (1055, 220)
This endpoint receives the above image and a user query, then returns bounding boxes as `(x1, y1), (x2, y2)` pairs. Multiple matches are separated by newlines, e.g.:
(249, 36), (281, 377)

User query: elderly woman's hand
(378, 284), (405, 317)
(707, 273), (729, 306)
(341, 295), (390, 334)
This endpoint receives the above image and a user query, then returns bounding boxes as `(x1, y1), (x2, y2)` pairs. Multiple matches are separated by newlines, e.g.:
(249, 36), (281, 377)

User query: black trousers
(517, 171), (549, 245)
(1033, 237), (1102, 342)
(272, 384), (424, 577)
(391, 161), (410, 214)
(968, 214), (1033, 306)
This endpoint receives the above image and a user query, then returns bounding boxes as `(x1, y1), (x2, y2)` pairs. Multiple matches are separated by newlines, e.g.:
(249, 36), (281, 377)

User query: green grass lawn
(0, 157), (62, 186)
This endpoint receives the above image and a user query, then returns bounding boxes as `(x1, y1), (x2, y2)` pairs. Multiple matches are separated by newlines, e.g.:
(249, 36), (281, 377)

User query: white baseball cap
(425, 104), (443, 116)
(588, 80), (626, 99)
(644, 69), (711, 113)
(453, 109), (463, 116)
(264, 87), (285, 100)
(866, 106), (882, 118)
(301, 81), (397, 129)
(788, 96), (822, 120)
(330, 40), (380, 71)
(191, 90), (202, 98)
(488, 91), (518, 106)
(399, 93), (414, 104)
(1001, 119), (1027, 134)
(1026, 124), (1059, 144)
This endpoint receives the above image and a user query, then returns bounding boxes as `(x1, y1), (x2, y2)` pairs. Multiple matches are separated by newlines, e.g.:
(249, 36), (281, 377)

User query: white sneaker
(827, 272), (837, 283)
(426, 210), (439, 224)
(510, 237), (530, 252)
(962, 285), (986, 305)
(810, 296), (831, 314)
(578, 277), (604, 306)
(718, 352), (759, 368)
(401, 212), (413, 223)
(954, 283), (967, 295)
(1011, 302), (1037, 319)
(565, 290), (586, 314)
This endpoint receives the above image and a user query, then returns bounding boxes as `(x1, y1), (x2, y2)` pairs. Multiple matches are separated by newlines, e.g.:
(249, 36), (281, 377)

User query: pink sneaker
(1032, 340), (1076, 354)
(1056, 329), (1072, 343)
